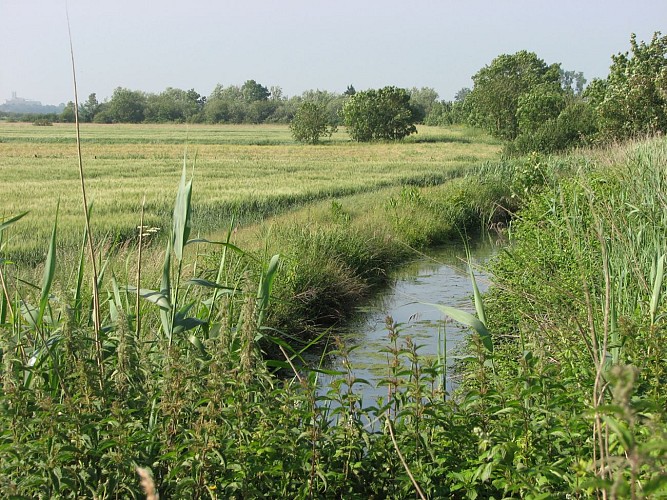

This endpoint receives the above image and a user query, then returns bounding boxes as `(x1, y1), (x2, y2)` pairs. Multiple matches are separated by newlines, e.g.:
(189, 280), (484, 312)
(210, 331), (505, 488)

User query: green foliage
(32, 118), (53, 126)
(466, 51), (599, 154)
(79, 93), (100, 122)
(241, 79), (271, 102)
(516, 82), (566, 133)
(585, 32), (667, 139)
(0, 149), (508, 498)
(509, 97), (598, 155)
(60, 101), (76, 123)
(560, 69), (587, 95)
(477, 138), (667, 497)
(424, 99), (471, 126)
(408, 86), (439, 122)
(467, 50), (562, 141)
(144, 88), (204, 123)
(106, 87), (147, 123)
(289, 101), (337, 144)
(3, 122), (667, 497)
(342, 86), (419, 141)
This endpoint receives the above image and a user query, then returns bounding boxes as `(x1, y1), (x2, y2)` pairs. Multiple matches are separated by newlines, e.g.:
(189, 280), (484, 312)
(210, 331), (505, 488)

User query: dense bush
(341, 86), (419, 141)
(289, 101), (337, 144)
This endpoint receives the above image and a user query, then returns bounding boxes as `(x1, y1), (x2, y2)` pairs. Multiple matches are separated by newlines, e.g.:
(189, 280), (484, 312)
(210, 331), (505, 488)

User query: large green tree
(145, 88), (204, 123)
(241, 79), (270, 102)
(60, 101), (76, 123)
(341, 86), (418, 141)
(79, 93), (100, 122)
(106, 87), (147, 123)
(467, 51), (561, 140)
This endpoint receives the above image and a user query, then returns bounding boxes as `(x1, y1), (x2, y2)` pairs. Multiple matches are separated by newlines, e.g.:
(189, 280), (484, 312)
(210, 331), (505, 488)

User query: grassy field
(0, 122), (500, 262)
(3, 117), (666, 497)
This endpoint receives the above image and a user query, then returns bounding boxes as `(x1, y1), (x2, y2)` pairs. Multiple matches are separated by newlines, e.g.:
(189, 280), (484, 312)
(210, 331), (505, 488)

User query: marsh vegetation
(1, 31), (667, 499)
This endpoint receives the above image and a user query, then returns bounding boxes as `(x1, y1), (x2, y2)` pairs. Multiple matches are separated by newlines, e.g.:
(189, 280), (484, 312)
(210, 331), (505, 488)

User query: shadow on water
(316, 236), (498, 404)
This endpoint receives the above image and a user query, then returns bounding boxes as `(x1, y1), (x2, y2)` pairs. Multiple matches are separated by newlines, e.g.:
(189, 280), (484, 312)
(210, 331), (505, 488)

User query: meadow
(2, 120), (666, 498)
(0, 122), (499, 263)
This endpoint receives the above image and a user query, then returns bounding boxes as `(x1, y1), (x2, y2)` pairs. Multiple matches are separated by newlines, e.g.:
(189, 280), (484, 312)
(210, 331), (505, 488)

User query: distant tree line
(3, 32), (664, 151)
(2, 79), (465, 131)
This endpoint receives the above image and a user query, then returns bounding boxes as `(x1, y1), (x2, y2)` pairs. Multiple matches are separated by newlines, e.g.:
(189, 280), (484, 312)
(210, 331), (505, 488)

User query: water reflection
(319, 239), (496, 403)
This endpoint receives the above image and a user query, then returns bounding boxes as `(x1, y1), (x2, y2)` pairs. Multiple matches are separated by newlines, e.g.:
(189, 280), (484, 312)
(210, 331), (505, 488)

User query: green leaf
(172, 161), (193, 262)
(650, 253), (664, 325)
(185, 278), (236, 291)
(467, 252), (487, 326)
(160, 239), (173, 338)
(126, 286), (171, 310)
(172, 316), (206, 334)
(38, 202), (58, 325)
(257, 254), (280, 327)
(188, 334), (209, 358)
(603, 415), (634, 451)
(0, 211), (29, 233)
(425, 302), (493, 353)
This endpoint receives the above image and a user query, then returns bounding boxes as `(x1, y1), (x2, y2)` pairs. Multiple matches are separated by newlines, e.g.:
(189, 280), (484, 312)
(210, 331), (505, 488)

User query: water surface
(321, 239), (496, 403)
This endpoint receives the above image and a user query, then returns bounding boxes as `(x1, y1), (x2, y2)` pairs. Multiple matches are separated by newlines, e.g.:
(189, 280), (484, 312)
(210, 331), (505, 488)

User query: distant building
(0, 92), (65, 114)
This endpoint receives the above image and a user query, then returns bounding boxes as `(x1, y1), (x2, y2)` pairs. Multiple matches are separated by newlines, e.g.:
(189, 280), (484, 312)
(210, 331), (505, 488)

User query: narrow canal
(319, 238), (497, 403)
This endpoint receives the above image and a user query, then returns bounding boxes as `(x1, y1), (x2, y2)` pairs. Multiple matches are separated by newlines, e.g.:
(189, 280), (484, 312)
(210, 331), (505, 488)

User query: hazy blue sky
(1, 0), (665, 105)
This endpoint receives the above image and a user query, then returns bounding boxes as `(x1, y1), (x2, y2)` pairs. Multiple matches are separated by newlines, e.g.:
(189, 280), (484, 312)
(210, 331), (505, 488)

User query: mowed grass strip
(0, 122), (500, 262)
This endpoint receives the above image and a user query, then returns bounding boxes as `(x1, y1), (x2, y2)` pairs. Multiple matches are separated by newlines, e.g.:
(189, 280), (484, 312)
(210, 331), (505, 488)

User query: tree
(241, 79), (270, 102)
(454, 87), (471, 103)
(341, 86), (418, 141)
(585, 32), (667, 139)
(408, 87), (439, 123)
(205, 84), (245, 123)
(467, 51), (561, 140)
(79, 93), (100, 122)
(60, 101), (76, 123)
(299, 89), (345, 125)
(560, 70), (587, 95)
(290, 102), (337, 144)
(343, 85), (356, 96)
(106, 87), (146, 123)
(144, 87), (203, 123)
(516, 82), (566, 134)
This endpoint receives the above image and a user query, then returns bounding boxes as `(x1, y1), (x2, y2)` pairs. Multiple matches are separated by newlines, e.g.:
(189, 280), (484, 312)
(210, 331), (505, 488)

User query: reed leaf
(73, 214), (88, 324)
(38, 202), (58, 325)
(467, 247), (487, 326)
(425, 302), (494, 353)
(160, 239), (173, 339)
(172, 163), (193, 263)
(257, 254), (280, 328)
(125, 286), (171, 310)
(0, 211), (29, 234)
(650, 253), (664, 325)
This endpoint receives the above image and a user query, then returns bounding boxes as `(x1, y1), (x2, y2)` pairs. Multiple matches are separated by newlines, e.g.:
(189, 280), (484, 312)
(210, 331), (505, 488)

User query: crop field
(0, 122), (500, 262)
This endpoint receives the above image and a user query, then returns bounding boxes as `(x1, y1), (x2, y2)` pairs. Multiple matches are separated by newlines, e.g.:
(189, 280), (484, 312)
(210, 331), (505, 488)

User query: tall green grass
(471, 136), (667, 497)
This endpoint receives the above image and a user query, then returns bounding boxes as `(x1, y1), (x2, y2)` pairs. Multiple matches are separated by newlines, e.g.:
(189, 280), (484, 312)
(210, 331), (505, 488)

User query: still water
(319, 239), (496, 403)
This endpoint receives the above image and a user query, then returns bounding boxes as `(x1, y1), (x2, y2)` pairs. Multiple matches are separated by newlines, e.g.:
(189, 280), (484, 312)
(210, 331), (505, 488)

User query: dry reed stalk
(136, 195), (146, 337)
(385, 415), (426, 500)
(136, 467), (159, 500)
(66, 6), (104, 386)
